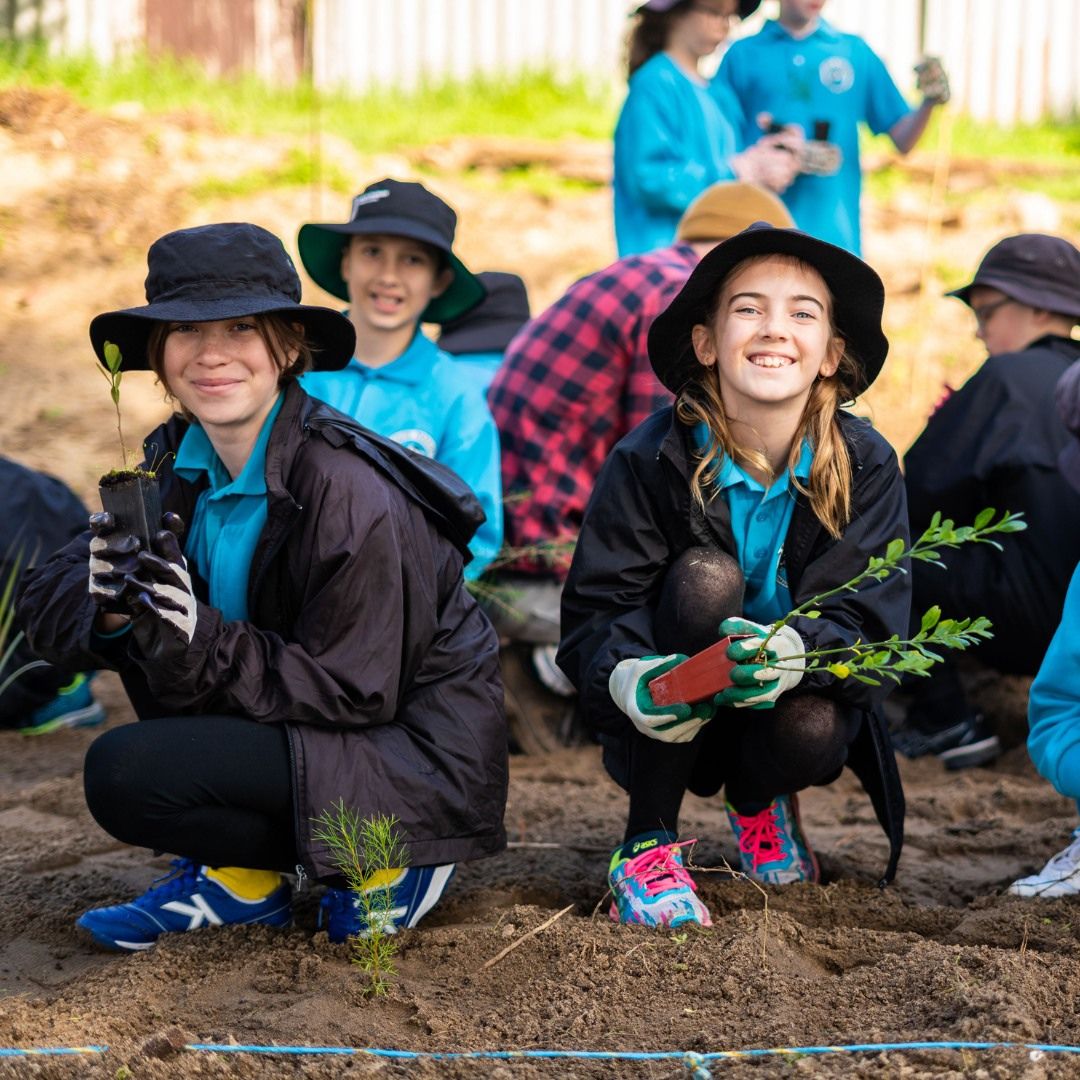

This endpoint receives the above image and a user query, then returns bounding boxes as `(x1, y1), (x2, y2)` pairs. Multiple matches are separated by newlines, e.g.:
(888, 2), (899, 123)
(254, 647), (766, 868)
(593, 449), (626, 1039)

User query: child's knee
(656, 547), (745, 655)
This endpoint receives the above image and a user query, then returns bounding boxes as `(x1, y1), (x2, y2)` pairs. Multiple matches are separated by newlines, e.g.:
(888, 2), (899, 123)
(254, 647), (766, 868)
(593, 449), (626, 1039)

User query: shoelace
(624, 841), (698, 898)
(733, 805), (784, 872)
(131, 858), (200, 909)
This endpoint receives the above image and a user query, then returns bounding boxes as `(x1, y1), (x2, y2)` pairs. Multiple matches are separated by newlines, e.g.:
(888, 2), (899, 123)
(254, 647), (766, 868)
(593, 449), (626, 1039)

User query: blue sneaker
(22, 672), (106, 735)
(726, 794), (820, 885)
(319, 864), (455, 943)
(77, 859), (293, 951)
(608, 835), (712, 929)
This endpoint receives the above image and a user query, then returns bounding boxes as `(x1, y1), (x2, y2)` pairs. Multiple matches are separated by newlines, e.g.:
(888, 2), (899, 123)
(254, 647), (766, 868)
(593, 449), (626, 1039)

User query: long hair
(674, 254), (860, 539)
(627, 2), (694, 77)
(147, 313), (314, 421)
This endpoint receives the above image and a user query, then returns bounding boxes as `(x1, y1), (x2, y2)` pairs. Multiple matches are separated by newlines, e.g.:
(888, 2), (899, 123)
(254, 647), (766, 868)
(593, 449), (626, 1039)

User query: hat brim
(648, 224), (888, 395)
(297, 220), (485, 324)
(946, 275), (1080, 320)
(89, 296), (356, 372)
(439, 316), (527, 357)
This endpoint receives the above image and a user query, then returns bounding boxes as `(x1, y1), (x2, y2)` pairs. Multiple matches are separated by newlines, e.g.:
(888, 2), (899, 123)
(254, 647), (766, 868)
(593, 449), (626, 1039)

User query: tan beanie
(676, 181), (795, 242)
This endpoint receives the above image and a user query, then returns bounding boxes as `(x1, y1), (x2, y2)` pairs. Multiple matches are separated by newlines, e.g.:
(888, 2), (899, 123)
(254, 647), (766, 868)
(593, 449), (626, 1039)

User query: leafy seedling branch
(758, 508), (1026, 685)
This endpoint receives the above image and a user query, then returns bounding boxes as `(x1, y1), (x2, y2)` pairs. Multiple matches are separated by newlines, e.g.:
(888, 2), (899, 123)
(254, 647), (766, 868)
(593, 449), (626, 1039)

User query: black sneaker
(891, 713), (1001, 770)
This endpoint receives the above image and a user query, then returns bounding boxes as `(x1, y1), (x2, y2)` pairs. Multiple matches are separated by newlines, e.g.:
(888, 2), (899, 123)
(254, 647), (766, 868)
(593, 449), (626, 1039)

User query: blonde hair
(675, 254), (861, 539)
(147, 314), (313, 421)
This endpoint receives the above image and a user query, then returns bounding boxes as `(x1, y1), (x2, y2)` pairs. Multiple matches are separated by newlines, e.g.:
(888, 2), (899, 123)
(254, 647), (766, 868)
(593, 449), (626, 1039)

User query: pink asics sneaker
(608, 836), (713, 929)
(726, 794), (820, 885)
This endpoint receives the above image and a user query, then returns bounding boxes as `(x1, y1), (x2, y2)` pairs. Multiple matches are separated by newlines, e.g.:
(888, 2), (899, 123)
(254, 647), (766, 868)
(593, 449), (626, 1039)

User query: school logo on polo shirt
(389, 428), (437, 458)
(819, 56), (854, 94)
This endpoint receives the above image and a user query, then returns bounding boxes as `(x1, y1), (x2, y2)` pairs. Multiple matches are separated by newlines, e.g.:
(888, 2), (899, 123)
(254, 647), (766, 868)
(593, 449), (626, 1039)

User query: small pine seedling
(311, 801), (409, 996)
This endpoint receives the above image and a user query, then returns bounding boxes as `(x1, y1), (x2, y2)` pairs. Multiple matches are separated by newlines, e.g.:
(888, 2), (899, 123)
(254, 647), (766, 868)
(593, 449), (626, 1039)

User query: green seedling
(98, 340), (129, 468)
(311, 801), (409, 997)
(757, 508), (1026, 685)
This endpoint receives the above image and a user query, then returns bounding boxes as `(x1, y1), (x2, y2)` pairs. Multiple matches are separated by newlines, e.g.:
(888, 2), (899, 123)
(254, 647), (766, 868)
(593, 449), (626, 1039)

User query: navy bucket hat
(439, 271), (531, 356)
(648, 222), (889, 395)
(89, 223), (356, 372)
(297, 178), (485, 324)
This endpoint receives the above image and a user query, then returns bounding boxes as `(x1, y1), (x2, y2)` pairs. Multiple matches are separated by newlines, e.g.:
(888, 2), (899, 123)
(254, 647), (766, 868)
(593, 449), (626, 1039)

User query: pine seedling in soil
(757, 508), (1027, 684)
(311, 801), (409, 997)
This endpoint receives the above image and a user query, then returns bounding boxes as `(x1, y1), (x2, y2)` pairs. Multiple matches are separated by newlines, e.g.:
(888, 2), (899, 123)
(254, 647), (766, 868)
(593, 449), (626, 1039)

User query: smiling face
(340, 233), (453, 343)
(690, 255), (842, 424)
(161, 317), (289, 449)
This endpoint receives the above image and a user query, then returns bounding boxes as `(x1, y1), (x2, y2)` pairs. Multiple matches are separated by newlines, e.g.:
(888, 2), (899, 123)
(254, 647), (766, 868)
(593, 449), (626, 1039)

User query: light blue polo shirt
(300, 329), (503, 579)
(614, 52), (743, 257)
(173, 394), (283, 622)
(695, 424), (813, 624)
(714, 18), (910, 254)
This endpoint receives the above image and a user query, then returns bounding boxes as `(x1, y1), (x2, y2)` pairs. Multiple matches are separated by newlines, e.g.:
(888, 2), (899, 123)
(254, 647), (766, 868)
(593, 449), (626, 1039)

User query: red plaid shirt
(488, 243), (699, 579)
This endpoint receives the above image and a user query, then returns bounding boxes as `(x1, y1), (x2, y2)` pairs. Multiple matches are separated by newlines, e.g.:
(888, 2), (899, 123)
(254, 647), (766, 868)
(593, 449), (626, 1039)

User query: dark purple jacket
(17, 383), (508, 877)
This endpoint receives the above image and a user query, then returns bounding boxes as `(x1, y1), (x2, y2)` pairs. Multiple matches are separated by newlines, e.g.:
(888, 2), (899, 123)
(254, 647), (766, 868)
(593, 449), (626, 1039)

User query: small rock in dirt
(501, 924), (517, 938)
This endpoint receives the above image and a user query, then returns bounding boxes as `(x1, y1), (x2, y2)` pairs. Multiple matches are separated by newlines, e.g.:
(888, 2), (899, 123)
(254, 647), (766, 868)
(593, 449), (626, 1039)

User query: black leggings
(83, 715), (299, 873)
(619, 547), (860, 843)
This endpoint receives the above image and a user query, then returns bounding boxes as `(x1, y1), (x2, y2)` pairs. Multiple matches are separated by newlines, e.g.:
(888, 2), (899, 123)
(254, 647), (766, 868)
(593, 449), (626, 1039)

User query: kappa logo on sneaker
(160, 894), (225, 930)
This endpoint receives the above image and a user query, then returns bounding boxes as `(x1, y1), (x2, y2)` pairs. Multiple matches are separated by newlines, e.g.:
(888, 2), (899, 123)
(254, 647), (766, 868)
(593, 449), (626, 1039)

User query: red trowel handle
(647, 634), (752, 706)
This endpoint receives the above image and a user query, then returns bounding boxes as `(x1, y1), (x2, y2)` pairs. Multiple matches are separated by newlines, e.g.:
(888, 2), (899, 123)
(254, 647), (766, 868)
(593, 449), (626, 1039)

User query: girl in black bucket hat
(558, 223), (909, 928)
(18, 222), (507, 952)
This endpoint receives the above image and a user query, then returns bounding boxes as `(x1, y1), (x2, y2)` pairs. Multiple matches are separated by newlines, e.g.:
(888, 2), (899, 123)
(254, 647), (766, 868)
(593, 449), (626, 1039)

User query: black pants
(83, 715), (299, 873)
(611, 548), (860, 844)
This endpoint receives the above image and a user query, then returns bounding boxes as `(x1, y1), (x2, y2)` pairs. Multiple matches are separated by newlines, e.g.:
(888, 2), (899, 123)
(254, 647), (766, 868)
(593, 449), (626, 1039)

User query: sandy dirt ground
(2, 86), (1080, 1078)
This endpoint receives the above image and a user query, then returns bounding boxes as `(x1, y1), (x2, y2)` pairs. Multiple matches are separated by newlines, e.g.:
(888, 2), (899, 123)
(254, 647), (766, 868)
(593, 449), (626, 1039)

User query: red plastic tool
(647, 634), (752, 706)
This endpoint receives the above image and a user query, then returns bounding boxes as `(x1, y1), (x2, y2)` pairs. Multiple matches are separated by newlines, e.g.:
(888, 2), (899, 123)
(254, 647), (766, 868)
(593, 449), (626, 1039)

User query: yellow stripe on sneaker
(204, 866), (284, 901)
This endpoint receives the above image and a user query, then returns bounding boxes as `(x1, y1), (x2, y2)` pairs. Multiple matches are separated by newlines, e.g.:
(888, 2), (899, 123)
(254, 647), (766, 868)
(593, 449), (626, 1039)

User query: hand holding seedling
(714, 618), (805, 710)
(88, 511), (144, 614)
(121, 516), (197, 660)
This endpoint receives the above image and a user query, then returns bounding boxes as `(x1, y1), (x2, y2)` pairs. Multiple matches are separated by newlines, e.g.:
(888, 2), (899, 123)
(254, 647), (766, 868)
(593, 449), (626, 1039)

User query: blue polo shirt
(173, 394), (282, 622)
(714, 18), (910, 254)
(300, 329), (503, 578)
(695, 425), (813, 624)
(614, 52), (743, 257)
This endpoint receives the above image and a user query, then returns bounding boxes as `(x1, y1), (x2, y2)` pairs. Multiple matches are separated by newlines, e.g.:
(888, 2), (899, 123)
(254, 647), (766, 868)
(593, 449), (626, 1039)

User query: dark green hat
(297, 179), (485, 324)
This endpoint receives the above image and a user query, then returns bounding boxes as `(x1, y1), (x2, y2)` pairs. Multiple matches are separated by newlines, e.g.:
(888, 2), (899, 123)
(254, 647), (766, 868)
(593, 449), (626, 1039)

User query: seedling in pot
(649, 508), (1026, 704)
(96, 341), (161, 548)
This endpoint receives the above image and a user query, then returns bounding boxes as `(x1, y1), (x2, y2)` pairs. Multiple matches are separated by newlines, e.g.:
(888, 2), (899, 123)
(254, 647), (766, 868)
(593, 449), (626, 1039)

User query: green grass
(0, 44), (619, 149)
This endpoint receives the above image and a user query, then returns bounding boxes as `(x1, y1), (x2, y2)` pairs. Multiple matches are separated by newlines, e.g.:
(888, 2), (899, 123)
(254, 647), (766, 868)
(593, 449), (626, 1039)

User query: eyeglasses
(971, 296), (1015, 329)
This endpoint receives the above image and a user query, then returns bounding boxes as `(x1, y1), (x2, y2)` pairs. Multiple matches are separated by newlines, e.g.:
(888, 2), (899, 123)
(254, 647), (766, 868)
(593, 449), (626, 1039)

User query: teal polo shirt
(173, 394), (283, 622)
(695, 425), (813, 624)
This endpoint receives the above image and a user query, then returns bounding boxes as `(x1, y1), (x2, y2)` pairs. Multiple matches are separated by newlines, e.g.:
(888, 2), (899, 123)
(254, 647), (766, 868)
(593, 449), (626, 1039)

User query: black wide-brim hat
(90, 222), (356, 372)
(637, 0), (761, 15)
(648, 222), (888, 395)
(297, 178), (485, 324)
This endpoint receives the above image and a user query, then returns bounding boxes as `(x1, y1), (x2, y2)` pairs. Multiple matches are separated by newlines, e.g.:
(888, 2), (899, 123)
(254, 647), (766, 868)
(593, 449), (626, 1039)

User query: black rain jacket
(558, 407), (911, 885)
(17, 382), (508, 877)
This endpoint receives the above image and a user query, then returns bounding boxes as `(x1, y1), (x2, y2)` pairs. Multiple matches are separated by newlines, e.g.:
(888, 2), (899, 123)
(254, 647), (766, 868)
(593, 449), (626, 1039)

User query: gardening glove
(608, 654), (714, 744)
(713, 617), (805, 710)
(88, 511), (145, 614)
(121, 515), (197, 661)
(914, 55), (951, 105)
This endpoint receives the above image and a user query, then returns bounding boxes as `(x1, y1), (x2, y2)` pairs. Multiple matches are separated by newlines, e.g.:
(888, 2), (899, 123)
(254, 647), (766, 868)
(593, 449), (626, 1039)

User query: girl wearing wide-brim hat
(18, 222), (507, 951)
(558, 222), (909, 929)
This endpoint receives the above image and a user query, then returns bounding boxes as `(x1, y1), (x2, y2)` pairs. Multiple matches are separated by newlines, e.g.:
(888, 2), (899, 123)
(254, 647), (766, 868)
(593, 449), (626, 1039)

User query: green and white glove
(608, 654), (714, 744)
(714, 617), (805, 710)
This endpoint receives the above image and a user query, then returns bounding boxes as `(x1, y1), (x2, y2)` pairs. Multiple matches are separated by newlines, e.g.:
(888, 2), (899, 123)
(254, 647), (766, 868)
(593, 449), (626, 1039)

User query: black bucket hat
(648, 222), (889, 395)
(439, 271), (531, 356)
(946, 233), (1080, 320)
(89, 223), (356, 372)
(297, 178), (485, 324)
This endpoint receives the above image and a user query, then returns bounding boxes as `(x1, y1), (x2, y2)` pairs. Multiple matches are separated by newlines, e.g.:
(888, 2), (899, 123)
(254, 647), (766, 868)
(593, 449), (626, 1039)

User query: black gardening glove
(88, 511), (145, 614)
(119, 515), (197, 662)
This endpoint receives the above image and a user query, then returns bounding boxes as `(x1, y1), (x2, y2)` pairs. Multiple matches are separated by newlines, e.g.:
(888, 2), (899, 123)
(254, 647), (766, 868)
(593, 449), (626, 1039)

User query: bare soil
(2, 87), (1080, 1079)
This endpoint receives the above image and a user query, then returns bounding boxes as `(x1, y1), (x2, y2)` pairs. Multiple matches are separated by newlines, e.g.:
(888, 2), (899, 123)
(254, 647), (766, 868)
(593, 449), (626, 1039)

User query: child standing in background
(558, 223), (909, 928)
(298, 179), (503, 577)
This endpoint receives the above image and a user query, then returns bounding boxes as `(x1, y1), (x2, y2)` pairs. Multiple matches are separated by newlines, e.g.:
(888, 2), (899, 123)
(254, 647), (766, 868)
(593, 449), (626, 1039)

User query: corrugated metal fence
(6, 0), (1080, 125)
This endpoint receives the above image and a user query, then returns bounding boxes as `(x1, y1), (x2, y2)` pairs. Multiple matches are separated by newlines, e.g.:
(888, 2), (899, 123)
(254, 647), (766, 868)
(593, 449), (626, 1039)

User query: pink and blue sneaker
(608, 833), (712, 929)
(725, 794), (820, 885)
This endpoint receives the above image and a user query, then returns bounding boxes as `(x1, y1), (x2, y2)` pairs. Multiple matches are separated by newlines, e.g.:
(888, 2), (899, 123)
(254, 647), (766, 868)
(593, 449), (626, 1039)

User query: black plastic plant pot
(98, 471), (162, 549)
